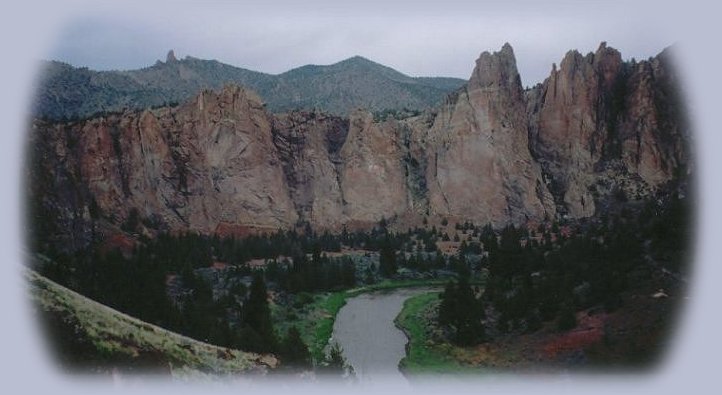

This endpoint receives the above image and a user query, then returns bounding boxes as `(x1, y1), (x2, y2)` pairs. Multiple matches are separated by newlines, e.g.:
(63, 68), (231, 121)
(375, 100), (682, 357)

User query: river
(330, 287), (436, 382)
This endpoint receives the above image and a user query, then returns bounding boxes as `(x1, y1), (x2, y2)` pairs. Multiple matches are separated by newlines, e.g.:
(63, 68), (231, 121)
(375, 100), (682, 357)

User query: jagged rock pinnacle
(470, 43), (521, 91)
(166, 50), (178, 63)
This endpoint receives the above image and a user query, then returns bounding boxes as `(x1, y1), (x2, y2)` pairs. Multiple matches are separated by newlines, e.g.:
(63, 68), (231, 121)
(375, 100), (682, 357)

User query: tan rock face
(339, 111), (410, 223)
(618, 49), (688, 186)
(272, 111), (348, 228)
(527, 43), (688, 217)
(424, 44), (555, 226)
(529, 43), (624, 217)
(28, 43), (689, 252)
(31, 86), (298, 245)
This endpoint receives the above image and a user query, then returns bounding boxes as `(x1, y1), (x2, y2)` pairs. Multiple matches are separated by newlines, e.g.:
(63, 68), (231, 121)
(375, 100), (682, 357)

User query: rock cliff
(527, 42), (688, 217)
(27, 43), (689, 252)
(271, 110), (348, 228)
(29, 86), (299, 250)
(423, 44), (555, 225)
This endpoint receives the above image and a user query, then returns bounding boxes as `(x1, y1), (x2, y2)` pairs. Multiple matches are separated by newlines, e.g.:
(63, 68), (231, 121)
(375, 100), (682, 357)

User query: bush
(120, 208), (140, 233)
(293, 292), (315, 308)
(557, 303), (577, 331)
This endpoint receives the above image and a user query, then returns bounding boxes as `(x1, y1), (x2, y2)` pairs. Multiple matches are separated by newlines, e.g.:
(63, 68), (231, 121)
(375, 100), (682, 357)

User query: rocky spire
(425, 43), (556, 226)
(166, 49), (178, 63)
(469, 42), (522, 97)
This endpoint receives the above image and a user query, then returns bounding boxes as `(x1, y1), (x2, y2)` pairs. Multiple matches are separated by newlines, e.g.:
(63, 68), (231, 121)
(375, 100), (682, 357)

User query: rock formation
(271, 110), (348, 228)
(423, 44), (555, 225)
(27, 43), (689, 252)
(166, 50), (178, 63)
(527, 42), (688, 217)
(339, 111), (411, 223)
(29, 86), (299, 250)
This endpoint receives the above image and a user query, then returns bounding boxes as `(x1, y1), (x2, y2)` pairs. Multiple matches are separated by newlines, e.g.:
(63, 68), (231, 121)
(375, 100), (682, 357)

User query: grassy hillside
(27, 269), (277, 377)
(33, 55), (465, 120)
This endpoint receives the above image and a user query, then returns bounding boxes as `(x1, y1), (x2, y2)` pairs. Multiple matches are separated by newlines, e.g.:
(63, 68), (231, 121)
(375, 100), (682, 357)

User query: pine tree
(281, 326), (311, 369)
(557, 302), (577, 331)
(453, 275), (486, 345)
(243, 272), (277, 353)
(319, 343), (354, 377)
(378, 240), (397, 277)
(438, 276), (486, 346)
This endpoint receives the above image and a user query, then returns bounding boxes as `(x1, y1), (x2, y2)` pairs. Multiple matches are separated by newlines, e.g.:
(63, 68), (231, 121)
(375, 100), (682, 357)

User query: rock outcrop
(423, 44), (555, 225)
(271, 110), (348, 228)
(339, 111), (411, 223)
(29, 86), (299, 250)
(527, 43), (688, 217)
(27, 43), (689, 252)
(166, 50), (178, 63)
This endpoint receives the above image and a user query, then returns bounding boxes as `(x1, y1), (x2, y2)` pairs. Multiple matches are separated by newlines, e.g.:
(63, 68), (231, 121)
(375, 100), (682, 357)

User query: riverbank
(309, 279), (456, 362)
(394, 290), (528, 375)
(395, 291), (466, 374)
(272, 278), (463, 364)
(393, 274), (680, 374)
(331, 287), (435, 378)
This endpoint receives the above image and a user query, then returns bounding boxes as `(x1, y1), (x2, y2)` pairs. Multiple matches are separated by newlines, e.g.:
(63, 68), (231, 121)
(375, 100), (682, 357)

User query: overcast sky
(48, 1), (683, 88)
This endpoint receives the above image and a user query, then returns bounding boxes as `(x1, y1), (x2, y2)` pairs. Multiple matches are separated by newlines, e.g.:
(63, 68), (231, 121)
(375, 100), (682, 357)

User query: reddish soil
(99, 233), (137, 257)
(436, 241), (461, 255)
(444, 266), (683, 370)
(542, 312), (606, 358)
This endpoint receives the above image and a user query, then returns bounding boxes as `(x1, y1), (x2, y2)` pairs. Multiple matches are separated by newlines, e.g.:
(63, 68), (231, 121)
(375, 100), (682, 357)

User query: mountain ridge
(33, 53), (466, 120)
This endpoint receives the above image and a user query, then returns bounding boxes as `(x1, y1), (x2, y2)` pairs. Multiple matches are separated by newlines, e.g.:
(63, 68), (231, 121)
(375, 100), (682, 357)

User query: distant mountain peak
(344, 55), (373, 63)
(333, 55), (384, 69)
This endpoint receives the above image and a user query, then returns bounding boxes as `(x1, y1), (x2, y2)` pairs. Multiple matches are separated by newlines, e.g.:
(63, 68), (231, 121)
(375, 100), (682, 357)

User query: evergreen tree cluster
(265, 252), (356, 293)
(438, 275), (486, 346)
(379, 239), (398, 277)
(437, 195), (691, 341)
(239, 272), (278, 353)
(484, 218), (645, 333)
